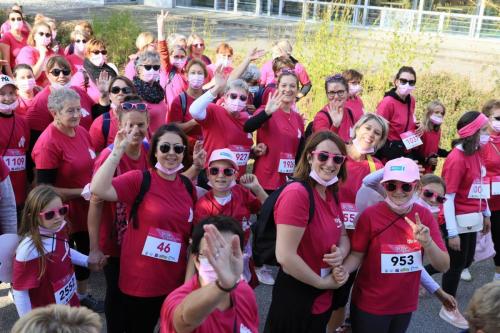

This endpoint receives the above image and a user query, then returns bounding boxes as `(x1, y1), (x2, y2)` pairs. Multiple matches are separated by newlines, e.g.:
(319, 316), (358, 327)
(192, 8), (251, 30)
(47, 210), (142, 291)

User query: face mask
(491, 120), (500, 133)
(397, 83), (415, 96)
(143, 70), (160, 83)
(385, 193), (417, 215)
(188, 74), (205, 89)
(248, 86), (259, 94)
(16, 78), (36, 91)
(309, 169), (338, 187)
(480, 134), (490, 146)
(0, 100), (18, 114)
(207, 179), (237, 191)
(155, 161), (184, 175)
(52, 30), (57, 40)
(35, 35), (52, 47)
(349, 84), (362, 95)
(430, 114), (443, 125)
(198, 257), (217, 284)
(172, 58), (187, 69)
(51, 81), (72, 90)
(10, 20), (22, 30)
(90, 54), (105, 67)
(39, 220), (67, 236)
(352, 137), (375, 154)
(217, 56), (231, 67)
(225, 98), (246, 113)
(75, 41), (86, 54)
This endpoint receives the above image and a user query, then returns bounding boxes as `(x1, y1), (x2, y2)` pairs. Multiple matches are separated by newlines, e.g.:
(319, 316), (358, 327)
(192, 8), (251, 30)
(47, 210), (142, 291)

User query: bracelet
(215, 280), (238, 293)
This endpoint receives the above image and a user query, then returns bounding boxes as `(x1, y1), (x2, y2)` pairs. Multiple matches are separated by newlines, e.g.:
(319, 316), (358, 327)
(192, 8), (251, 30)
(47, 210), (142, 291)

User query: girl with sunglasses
(376, 66), (419, 163)
(440, 111), (491, 328)
(0, 9), (28, 72)
(91, 123), (199, 332)
(313, 74), (363, 143)
(338, 157), (449, 333)
(264, 131), (350, 333)
(194, 149), (268, 286)
(480, 100), (500, 283)
(88, 76), (136, 153)
(12, 185), (96, 316)
(70, 39), (117, 104)
(16, 21), (55, 87)
(187, 33), (212, 66)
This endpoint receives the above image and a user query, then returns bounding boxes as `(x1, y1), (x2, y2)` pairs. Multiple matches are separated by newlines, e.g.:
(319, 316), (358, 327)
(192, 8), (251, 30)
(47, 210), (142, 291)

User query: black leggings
(69, 231), (90, 281)
(491, 210), (500, 267)
(122, 293), (166, 333)
(350, 304), (412, 333)
(442, 231), (477, 297)
(103, 257), (126, 333)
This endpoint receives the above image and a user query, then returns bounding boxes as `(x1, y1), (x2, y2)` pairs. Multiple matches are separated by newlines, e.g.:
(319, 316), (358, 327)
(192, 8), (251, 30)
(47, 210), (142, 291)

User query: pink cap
(208, 148), (238, 170)
(0, 75), (17, 90)
(381, 157), (420, 183)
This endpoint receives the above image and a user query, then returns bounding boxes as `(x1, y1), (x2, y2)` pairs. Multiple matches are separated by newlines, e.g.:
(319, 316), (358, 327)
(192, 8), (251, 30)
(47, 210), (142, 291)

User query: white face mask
(225, 98), (246, 113)
(217, 56), (232, 67)
(430, 114), (443, 125)
(385, 193), (417, 215)
(90, 54), (105, 67)
(309, 169), (338, 187)
(248, 86), (259, 94)
(39, 220), (67, 235)
(75, 41), (86, 53)
(143, 69), (160, 83)
(10, 20), (22, 30)
(349, 84), (362, 96)
(51, 81), (72, 90)
(480, 134), (490, 146)
(35, 34), (52, 47)
(352, 137), (375, 154)
(16, 78), (36, 92)
(491, 120), (500, 133)
(155, 161), (184, 175)
(0, 100), (19, 114)
(416, 197), (440, 214)
(188, 74), (205, 89)
(172, 58), (187, 69)
(397, 83), (415, 96)
(198, 257), (217, 284)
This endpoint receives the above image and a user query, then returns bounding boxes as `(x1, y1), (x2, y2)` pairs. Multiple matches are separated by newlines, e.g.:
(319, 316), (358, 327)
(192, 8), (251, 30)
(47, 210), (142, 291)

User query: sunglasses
(10, 17), (22, 22)
(110, 86), (132, 94)
(142, 64), (161, 71)
(493, 116), (500, 121)
(38, 32), (51, 38)
(50, 68), (71, 76)
(383, 181), (416, 193)
(194, 43), (205, 48)
(75, 39), (87, 43)
(92, 50), (108, 55)
(159, 143), (186, 154)
(399, 78), (416, 86)
(311, 151), (346, 164)
(209, 167), (236, 177)
(121, 102), (147, 111)
(39, 204), (69, 220)
(229, 93), (247, 102)
(423, 189), (447, 204)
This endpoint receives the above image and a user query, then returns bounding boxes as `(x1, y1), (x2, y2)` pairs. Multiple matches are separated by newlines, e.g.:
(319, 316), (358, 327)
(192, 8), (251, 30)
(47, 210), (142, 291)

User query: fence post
(234, 0), (238, 12)
(255, 0), (261, 15)
(279, 0), (283, 16)
(416, 0), (424, 32)
(475, 0), (486, 38)
(437, 13), (445, 34)
(302, 0), (308, 20)
(362, 0), (369, 26)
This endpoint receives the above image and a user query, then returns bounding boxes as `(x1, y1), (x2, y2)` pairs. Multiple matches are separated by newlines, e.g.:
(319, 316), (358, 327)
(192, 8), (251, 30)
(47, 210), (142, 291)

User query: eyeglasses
(194, 43), (205, 48)
(209, 167), (236, 177)
(75, 39), (87, 43)
(39, 204), (69, 220)
(10, 17), (22, 22)
(62, 108), (81, 116)
(399, 78), (416, 86)
(91, 50), (108, 55)
(49, 68), (71, 77)
(110, 86), (132, 94)
(382, 181), (416, 193)
(121, 102), (147, 111)
(159, 143), (186, 154)
(142, 65), (161, 71)
(493, 116), (500, 121)
(311, 151), (346, 164)
(326, 90), (346, 98)
(423, 189), (447, 204)
(229, 93), (248, 102)
(38, 32), (51, 38)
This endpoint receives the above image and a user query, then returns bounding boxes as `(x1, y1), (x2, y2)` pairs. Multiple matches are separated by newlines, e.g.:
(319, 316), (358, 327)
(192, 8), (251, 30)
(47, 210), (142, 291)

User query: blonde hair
(27, 22), (52, 48)
(466, 281), (500, 333)
(187, 33), (205, 55)
(423, 100), (446, 131)
(84, 38), (106, 58)
(135, 32), (156, 51)
(11, 304), (102, 333)
(352, 113), (389, 150)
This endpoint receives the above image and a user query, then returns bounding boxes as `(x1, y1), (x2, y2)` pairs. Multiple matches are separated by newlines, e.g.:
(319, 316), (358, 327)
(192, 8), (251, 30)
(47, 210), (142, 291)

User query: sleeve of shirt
(15, 47), (35, 65)
(70, 249), (88, 267)
(161, 282), (192, 332)
(350, 208), (373, 253)
(70, 70), (86, 90)
(124, 60), (136, 80)
(244, 187), (262, 214)
(12, 289), (32, 317)
(274, 183), (309, 228)
(376, 97), (393, 122)
(295, 63), (311, 85)
(12, 258), (41, 290)
(26, 92), (48, 131)
(312, 111), (331, 132)
(167, 95), (183, 123)
(111, 169), (142, 206)
(89, 116), (105, 152)
(189, 90), (216, 122)
(0, 176), (18, 234)
(441, 151), (464, 194)
(193, 198), (210, 225)
(32, 141), (61, 170)
(420, 269), (440, 294)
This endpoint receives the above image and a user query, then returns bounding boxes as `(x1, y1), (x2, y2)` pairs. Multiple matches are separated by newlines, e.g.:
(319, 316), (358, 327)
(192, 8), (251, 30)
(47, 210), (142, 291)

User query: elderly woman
(70, 38), (117, 104)
(16, 21), (55, 87)
(0, 9), (28, 71)
(186, 33), (211, 66)
(31, 87), (103, 313)
(66, 27), (92, 72)
(125, 32), (159, 81)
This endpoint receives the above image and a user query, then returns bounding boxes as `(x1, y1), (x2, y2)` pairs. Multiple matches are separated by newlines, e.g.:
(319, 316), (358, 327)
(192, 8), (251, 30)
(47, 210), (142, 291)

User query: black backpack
(179, 91), (188, 118)
(129, 170), (194, 229)
(253, 83), (276, 109)
(252, 180), (315, 267)
(101, 112), (111, 145)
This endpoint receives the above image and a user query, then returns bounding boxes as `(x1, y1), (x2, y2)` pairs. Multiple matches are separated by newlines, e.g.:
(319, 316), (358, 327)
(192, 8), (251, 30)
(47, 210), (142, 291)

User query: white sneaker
(255, 265), (275, 285)
(460, 268), (472, 281)
(439, 306), (469, 329)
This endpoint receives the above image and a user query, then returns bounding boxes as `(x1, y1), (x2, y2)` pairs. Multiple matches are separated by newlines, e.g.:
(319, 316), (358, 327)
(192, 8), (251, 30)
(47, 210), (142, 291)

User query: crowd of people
(0, 3), (499, 333)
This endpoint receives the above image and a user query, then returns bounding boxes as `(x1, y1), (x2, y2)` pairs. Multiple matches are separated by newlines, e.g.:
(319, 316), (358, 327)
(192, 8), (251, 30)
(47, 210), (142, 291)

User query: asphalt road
(0, 258), (494, 332)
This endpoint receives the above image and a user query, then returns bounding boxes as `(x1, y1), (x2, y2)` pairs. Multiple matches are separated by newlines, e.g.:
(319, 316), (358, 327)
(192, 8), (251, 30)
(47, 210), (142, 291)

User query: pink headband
(457, 113), (488, 138)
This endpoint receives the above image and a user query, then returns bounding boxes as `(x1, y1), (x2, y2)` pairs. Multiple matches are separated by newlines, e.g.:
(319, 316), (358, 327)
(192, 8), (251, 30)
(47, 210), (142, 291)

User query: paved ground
(0, 259), (495, 332)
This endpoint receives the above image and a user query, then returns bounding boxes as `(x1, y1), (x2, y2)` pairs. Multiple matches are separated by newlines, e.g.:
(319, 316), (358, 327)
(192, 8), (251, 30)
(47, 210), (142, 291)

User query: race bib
(278, 152), (295, 174)
(341, 202), (358, 230)
(381, 244), (422, 274)
(468, 177), (490, 199)
(492, 176), (500, 196)
(142, 227), (182, 263)
(229, 145), (250, 167)
(400, 131), (422, 150)
(53, 273), (76, 305)
(2, 149), (26, 171)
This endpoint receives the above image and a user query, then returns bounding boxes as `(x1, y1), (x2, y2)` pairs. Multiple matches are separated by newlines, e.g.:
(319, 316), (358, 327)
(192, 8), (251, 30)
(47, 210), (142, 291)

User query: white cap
(208, 148), (238, 170)
(0, 75), (17, 90)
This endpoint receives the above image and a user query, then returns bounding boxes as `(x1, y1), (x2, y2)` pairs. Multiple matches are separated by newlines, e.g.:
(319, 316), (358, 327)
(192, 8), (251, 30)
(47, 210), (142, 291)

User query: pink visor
(457, 113), (488, 138)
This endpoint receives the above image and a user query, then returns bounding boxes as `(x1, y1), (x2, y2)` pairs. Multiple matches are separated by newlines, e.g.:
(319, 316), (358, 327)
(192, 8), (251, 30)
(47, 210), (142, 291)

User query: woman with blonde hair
(125, 32), (159, 81)
(187, 33), (211, 66)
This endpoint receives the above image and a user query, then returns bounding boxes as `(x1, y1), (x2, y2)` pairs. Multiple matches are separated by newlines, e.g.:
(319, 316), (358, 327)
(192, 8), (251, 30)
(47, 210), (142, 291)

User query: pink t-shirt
(164, 70), (188, 110)
(88, 110), (119, 153)
(0, 31), (28, 68)
(160, 276), (258, 333)
(70, 70), (101, 104)
(16, 46), (54, 87)
(146, 99), (168, 134)
(345, 95), (365, 116)
(16, 93), (38, 120)
(66, 54), (84, 73)
(259, 59), (311, 86)
(481, 140), (500, 211)
(313, 106), (363, 143)
(376, 94), (417, 141)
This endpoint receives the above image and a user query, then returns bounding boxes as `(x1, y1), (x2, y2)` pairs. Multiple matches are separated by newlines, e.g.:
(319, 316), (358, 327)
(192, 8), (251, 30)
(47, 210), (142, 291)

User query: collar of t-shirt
(214, 192), (232, 205)
(385, 87), (410, 105)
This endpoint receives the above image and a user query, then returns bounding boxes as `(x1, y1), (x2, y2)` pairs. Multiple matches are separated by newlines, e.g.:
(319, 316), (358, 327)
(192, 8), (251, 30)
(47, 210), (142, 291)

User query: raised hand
(211, 64), (228, 95)
(157, 9), (169, 27)
(265, 90), (284, 115)
(323, 244), (344, 268)
(327, 99), (344, 127)
(240, 174), (260, 191)
(113, 121), (138, 152)
(203, 224), (243, 289)
(247, 48), (266, 61)
(96, 70), (111, 95)
(192, 140), (207, 170)
(405, 213), (432, 248)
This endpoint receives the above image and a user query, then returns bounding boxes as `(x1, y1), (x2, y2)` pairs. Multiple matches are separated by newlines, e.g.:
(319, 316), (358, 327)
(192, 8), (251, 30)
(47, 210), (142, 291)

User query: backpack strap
(367, 154), (377, 173)
(129, 170), (152, 229)
(319, 110), (333, 128)
(179, 174), (194, 200)
(180, 92), (188, 118)
(346, 108), (354, 125)
(168, 67), (176, 83)
(102, 112), (111, 145)
(294, 180), (315, 224)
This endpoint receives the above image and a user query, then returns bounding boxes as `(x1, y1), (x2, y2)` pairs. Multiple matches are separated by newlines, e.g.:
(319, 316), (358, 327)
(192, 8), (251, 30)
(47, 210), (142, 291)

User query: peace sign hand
(113, 121), (138, 152)
(192, 140), (207, 170)
(157, 10), (169, 27)
(405, 213), (432, 248)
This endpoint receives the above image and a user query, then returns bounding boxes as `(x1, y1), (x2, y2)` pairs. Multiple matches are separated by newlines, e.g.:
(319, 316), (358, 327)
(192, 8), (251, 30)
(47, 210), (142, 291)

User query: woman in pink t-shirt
(13, 64), (41, 119)
(186, 33), (211, 66)
(66, 28), (91, 73)
(0, 9), (29, 71)
(125, 32), (157, 81)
